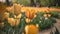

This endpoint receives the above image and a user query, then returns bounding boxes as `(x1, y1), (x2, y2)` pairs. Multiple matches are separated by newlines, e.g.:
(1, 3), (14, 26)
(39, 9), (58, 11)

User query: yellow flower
(48, 14), (51, 17)
(25, 25), (38, 34)
(15, 19), (20, 26)
(4, 12), (9, 19)
(8, 18), (20, 26)
(36, 24), (39, 28)
(1, 12), (9, 20)
(14, 15), (16, 18)
(8, 18), (15, 26)
(16, 14), (22, 19)
(43, 14), (47, 17)
(25, 18), (31, 23)
(34, 15), (37, 18)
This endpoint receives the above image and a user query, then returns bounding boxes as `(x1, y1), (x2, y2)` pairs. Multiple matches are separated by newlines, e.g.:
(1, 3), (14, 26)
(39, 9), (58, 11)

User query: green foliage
(13, 0), (31, 6)
(39, 0), (56, 6)
(19, 12), (26, 34)
(40, 0), (49, 6)
(32, 12), (56, 30)
(12, 0), (57, 6)
(2, 19), (11, 34)
(50, 11), (60, 18)
(9, 12), (14, 18)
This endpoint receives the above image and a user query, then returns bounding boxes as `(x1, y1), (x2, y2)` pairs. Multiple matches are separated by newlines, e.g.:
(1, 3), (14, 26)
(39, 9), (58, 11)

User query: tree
(30, 0), (36, 6)
(56, 0), (60, 6)
(36, 0), (41, 7)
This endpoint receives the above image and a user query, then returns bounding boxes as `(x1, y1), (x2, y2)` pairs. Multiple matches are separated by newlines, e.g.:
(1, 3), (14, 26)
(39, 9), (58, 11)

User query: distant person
(56, 3), (58, 6)
(36, 3), (41, 7)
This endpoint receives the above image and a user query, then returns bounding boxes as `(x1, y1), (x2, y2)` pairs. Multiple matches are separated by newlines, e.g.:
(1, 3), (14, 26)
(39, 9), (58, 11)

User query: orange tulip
(25, 25), (38, 34)
(25, 9), (36, 19)
(25, 9), (30, 18)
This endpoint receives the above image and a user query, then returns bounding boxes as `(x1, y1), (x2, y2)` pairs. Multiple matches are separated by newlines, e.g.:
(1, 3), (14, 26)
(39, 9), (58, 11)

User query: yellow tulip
(4, 12), (9, 18)
(25, 18), (31, 23)
(16, 14), (22, 19)
(48, 14), (51, 17)
(8, 18), (15, 26)
(34, 15), (37, 18)
(15, 19), (20, 26)
(36, 24), (39, 28)
(8, 18), (20, 26)
(14, 15), (16, 18)
(2, 12), (9, 20)
(43, 14), (47, 17)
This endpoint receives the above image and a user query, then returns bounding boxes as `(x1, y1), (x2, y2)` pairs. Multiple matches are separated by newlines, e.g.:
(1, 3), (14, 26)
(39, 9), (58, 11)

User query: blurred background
(0, 0), (60, 7)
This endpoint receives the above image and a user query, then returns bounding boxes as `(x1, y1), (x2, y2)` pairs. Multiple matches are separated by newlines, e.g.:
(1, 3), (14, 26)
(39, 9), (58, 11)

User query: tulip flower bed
(2, 11), (59, 34)
(32, 12), (56, 30)
(0, 3), (60, 34)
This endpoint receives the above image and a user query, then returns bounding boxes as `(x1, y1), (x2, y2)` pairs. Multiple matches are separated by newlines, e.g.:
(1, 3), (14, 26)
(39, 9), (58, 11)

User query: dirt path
(54, 19), (60, 32)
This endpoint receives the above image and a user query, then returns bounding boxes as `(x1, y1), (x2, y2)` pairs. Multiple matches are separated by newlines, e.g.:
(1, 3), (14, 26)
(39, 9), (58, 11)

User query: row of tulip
(0, 3), (59, 34)
(2, 10), (58, 34)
